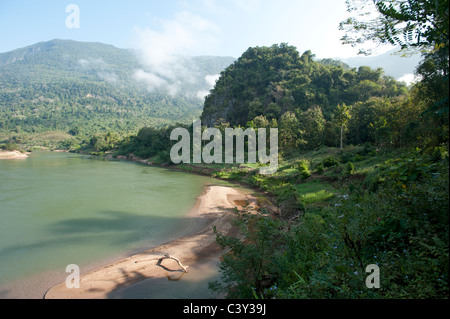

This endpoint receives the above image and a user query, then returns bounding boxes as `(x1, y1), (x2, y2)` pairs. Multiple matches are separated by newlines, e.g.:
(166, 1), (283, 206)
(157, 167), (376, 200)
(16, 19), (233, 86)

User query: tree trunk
(135, 254), (189, 272)
(340, 125), (344, 149)
(157, 254), (189, 272)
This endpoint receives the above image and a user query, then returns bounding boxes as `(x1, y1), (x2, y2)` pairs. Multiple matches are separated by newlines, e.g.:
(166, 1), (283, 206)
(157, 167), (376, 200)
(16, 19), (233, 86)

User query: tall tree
(297, 106), (326, 149)
(334, 103), (352, 149)
(278, 111), (305, 154)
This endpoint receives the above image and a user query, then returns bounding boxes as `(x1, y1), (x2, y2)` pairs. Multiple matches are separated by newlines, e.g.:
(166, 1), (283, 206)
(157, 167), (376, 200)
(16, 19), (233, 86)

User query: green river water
(0, 151), (227, 298)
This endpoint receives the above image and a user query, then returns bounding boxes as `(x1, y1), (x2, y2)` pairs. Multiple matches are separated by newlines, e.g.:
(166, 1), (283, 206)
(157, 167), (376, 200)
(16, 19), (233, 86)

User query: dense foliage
(201, 43), (408, 127)
(209, 149), (449, 299)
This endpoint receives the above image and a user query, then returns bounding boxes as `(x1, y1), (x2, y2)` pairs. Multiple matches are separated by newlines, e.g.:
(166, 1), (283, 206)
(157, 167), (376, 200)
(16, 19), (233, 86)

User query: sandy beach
(44, 185), (257, 299)
(0, 150), (28, 160)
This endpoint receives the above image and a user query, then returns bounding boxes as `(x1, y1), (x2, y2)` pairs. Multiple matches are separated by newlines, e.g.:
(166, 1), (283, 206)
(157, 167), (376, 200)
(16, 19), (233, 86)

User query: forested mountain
(201, 44), (408, 128)
(0, 39), (235, 137)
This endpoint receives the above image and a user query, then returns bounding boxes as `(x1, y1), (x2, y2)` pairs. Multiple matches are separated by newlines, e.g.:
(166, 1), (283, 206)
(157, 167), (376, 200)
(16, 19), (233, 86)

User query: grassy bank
(159, 145), (449, 299)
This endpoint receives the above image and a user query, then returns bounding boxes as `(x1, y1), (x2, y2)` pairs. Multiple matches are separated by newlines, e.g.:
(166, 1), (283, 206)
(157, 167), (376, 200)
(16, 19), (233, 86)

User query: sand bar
(44, 185), (257, 299)
(0, 150), (28, 160)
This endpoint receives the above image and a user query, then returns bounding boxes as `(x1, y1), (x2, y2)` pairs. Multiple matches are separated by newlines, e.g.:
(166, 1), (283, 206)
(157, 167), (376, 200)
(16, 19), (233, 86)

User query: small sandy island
(0, 150), (29, 160)
(44, 185), (258, 299)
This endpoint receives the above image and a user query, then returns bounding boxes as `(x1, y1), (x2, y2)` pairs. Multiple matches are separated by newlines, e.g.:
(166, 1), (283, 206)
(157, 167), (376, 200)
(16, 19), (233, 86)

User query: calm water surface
(0, 151), (223, 298)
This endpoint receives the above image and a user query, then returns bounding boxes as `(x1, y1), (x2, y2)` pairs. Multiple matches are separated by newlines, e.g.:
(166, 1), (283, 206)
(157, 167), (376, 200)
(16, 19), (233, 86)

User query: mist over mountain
(0, 39), (235, 135)
(341, 48), (422, 81)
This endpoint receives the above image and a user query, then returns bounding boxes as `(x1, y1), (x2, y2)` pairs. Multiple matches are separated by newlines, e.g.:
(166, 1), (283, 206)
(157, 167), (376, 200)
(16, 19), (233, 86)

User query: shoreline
(44, 185), (258, 299)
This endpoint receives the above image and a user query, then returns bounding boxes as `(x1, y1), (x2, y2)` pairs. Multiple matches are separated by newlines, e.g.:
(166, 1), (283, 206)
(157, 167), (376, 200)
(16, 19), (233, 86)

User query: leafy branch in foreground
(340, 0), (449, 57)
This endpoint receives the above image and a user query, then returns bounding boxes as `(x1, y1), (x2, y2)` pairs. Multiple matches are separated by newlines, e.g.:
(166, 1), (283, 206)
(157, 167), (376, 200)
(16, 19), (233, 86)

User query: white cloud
(97, 71), (119, 83)
(78, 58), (89, 67)
(205, 74), (220, 87)
(131, 11), (220, 95)
(77, 58), (106, 67)
(133, 69), (167, 90)
(232, 0), (262, 13)
(195, 74), (220, 100)
(77, 58), (119, 84)
(196, 90), (210, 100)
(397, 73), (418, 86)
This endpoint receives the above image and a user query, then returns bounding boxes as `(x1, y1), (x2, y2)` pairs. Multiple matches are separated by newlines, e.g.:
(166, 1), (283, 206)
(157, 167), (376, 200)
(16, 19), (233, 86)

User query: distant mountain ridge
(0, 39), (235, 92)
(0, 39), (235, 135)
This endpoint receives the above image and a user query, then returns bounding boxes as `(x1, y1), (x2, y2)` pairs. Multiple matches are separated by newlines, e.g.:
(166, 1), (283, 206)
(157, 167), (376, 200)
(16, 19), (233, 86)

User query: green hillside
(0, 39), (235, 147)
(201, 43), (408, 128)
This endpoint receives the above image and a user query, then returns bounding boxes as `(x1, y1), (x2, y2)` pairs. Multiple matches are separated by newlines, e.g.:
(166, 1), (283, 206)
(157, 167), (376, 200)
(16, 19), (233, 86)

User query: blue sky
(0, 0), (390, 59)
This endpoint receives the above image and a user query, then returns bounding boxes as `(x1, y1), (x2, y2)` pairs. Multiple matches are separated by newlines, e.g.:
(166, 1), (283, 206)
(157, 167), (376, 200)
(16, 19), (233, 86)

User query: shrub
(2, 142), (20, 152)
(352, 154), (364, 162)
(341, 152), (365, 163)
(431, 145), (448, 162)
(345, 162), (355, 175)
(157, 150), (172, 164)
(210, 210), (287, 298)
(340, 152), (356, 164)
(360, 142), (376, 156)
(322, 156), (339, 168)
(297, 159), (311, 179)
(316, 163), (325, 174)
(229, 168), (247, 180)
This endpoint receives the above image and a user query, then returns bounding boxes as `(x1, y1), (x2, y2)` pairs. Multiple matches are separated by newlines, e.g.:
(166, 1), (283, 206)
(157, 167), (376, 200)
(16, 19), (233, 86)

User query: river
(0, 151), (224, 298)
